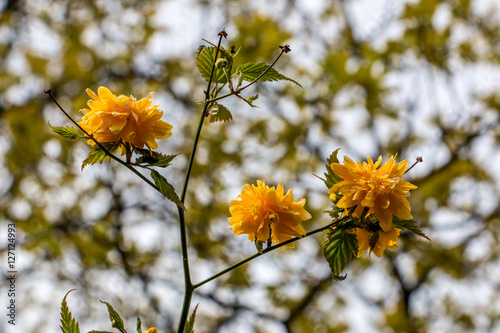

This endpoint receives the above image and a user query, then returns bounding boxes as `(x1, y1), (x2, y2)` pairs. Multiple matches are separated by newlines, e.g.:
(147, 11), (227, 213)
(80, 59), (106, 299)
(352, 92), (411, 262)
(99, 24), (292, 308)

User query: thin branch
(192, 216), (349, 289)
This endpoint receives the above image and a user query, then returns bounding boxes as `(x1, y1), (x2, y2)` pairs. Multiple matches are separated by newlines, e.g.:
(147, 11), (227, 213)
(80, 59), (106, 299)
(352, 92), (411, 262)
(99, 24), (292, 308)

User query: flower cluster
(78, 87), (172, 151)
(228, 180), (311, 248)
(329, 156), (417, 232)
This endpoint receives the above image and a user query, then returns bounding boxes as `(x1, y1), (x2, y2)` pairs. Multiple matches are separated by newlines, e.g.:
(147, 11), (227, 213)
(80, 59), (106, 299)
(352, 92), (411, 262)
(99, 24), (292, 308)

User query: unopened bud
(215, 58), (229, 69)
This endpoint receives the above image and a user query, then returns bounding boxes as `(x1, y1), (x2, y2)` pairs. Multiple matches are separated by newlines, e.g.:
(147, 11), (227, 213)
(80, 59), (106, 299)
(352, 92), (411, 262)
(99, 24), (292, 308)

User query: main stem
(176, 31), (225, 333)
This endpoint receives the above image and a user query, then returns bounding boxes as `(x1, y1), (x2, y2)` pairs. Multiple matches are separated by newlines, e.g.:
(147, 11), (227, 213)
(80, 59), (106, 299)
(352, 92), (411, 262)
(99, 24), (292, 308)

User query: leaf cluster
(195, 41), (301, 122)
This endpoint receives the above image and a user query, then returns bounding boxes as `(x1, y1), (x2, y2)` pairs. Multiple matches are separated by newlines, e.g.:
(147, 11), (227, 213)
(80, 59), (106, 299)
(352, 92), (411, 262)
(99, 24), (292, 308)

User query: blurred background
(1, 0), (500, 332)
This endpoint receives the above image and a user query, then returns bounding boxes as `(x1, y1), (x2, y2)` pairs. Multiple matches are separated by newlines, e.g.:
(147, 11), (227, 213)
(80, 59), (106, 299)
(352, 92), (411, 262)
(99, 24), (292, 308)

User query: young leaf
(323, 149), (341, 190)
(99, 300), (127, 333)
(136, 315), (142, 333)
(254, 239), (264, 254)
(150, 170), (185, 210)
(240, 94), (259, 108)
(60, 289), (81, 333)
(134, 149), (179, 168)
(392, 218), (431, 240)
(81, 142), (121, 170)
(208, 103), (233, 123)
(50, 125), (80, 140)
(184, 304), (199, 333)
(196, 46), (233, 84)
(323, 229), (358, 281)
(235, 62), (302, 88)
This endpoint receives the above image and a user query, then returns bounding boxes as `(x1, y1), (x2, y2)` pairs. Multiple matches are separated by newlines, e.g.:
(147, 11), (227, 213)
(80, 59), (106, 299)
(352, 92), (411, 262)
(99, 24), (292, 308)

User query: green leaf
(323, 229), (358, 281)
(81, 142), (121, 170)
(184, 304), (199, 333)
(150, 170), (185, 210)
(50, 124), (80, 140)
(235, 62), (302, 88)
(134, 149), (179, 168)
(324, 149), (341, 190)
(392, 218), (431, 240)
(196, 46), (233, 84)
(60, 289), (80, 333)
(209, 103), (233, 123)
(136, 315), (142, 333)
(100, 300), (127, 333)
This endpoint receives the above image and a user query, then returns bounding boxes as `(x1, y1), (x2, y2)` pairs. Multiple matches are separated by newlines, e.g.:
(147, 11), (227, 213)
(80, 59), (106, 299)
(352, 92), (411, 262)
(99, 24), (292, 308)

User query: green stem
(176, 30), (226, 333)
(44, 90), (160, 192)
(192, 216), (349, 289)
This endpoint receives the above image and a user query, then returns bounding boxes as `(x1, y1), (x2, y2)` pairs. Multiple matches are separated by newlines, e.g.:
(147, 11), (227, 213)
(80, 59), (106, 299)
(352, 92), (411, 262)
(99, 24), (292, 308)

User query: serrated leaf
(184, 304), (199, 333)
(100, 300), (127, 333)
(81, 142), (121, 170)
(392, 218), (431, 240)
(150, 170), (185, 210)
(196, 46), (233, 84)
(323, 229), (358, 281)
(209, 103), (233, 123)
(235, 62), (302, 88)
(50, 125), (80, 140)
(324, 149), (341, 190)
(136, 315), (142, 333)
(60, 289), (81, 333)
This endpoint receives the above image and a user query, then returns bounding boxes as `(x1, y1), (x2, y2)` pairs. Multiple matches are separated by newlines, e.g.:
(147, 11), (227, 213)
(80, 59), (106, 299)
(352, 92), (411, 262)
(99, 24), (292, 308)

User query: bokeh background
(1, 0), (500, 332)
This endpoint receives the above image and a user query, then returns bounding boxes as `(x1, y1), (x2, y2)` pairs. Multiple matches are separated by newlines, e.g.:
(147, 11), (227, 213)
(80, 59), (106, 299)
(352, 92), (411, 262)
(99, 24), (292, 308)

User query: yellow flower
(143, 328), (158, 333)
(78, 87), (173, 151)
(228, 180), (311, 248)
(354, 227), (400, 257)
(329, 156), (417, 232)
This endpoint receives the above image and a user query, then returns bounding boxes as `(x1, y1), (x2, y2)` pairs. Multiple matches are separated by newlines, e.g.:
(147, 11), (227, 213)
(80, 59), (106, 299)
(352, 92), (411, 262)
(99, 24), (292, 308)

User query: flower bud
(215, 58), (229, 69)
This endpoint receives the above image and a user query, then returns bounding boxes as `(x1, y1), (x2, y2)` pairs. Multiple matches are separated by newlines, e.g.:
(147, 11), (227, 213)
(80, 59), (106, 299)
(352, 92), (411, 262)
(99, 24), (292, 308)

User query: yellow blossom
(329, 156), (417, 232)
(78, 87), (172, 151)
(228, 180), (311, 248)
(143, 328), (158, 333)
(354, 227), (400, 257)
